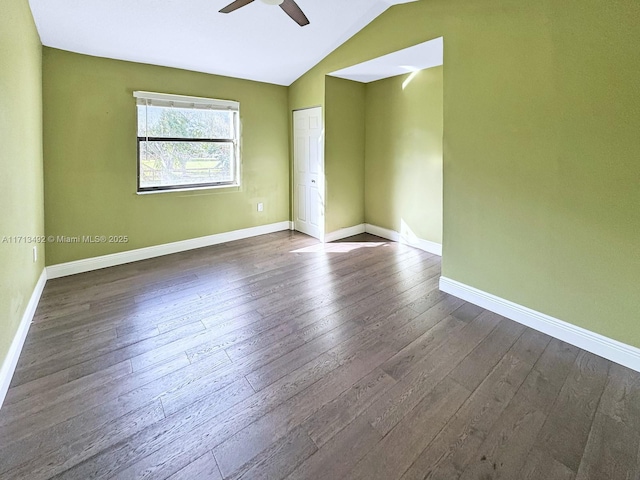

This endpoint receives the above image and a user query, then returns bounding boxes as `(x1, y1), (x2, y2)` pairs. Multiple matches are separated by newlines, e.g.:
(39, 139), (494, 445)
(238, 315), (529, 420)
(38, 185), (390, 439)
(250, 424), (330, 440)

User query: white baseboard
(439, 276), (640, 373)
(47, 221), (292, 279)
(0, 268), (47, 409)
(364, 224), (400, 242)
(365, 224), (442, 256)
(324, 224), (366, 243)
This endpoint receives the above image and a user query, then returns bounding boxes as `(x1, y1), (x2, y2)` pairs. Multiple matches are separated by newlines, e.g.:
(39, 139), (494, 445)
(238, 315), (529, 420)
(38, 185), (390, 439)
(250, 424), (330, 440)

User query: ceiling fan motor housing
(220, 0), (310, 26)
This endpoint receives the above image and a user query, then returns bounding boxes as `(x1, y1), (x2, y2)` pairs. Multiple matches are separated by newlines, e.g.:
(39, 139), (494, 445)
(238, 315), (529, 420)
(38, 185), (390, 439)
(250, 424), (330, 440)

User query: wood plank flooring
(1, 231), (639, 479)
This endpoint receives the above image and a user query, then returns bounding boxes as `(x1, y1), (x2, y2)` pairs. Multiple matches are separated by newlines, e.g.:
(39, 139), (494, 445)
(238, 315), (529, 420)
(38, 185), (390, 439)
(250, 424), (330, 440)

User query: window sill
(136, 184), (241, 195)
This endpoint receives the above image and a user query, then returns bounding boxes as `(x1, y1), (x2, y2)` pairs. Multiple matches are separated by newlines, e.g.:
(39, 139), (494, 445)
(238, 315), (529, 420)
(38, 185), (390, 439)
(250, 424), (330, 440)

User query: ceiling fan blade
(279, 0), (310, 26)
(219, 0), (255, 14)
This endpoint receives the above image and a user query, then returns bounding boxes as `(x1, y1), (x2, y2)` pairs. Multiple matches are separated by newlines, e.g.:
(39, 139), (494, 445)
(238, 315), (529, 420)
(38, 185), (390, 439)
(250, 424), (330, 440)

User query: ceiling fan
(219, 0), (310, 27)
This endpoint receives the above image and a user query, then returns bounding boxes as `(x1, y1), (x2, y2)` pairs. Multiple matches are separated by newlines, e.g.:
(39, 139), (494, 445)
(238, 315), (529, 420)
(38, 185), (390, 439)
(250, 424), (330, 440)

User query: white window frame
(134, 91), (240, 194)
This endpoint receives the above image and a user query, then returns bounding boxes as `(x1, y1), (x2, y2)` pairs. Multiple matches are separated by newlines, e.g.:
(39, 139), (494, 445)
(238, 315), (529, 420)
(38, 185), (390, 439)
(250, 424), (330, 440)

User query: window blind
(133, 91), (239, 111)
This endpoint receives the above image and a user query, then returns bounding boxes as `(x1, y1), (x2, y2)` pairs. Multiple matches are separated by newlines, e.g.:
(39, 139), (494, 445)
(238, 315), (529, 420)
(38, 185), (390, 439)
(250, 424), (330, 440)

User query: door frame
(292, 106), (325, 241)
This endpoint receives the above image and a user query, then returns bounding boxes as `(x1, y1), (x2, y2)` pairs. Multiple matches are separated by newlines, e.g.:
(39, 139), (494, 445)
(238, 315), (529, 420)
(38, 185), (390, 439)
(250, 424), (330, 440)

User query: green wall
(43, 48), (290, 265)
(324, 77), (366, 234)
(289, 0), (640, 347)
(0, 0), (44, 367)
(365, 67), (443, 244)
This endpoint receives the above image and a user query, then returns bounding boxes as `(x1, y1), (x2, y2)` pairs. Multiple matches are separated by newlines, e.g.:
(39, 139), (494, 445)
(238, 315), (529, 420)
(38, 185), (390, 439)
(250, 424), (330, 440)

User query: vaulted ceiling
(29, 0), (417, 86)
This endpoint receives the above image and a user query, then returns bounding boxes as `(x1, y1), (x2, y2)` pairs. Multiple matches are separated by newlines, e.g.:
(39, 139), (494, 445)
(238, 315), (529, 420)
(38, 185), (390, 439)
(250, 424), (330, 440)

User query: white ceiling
(29, 0), (418, 86)
(329, 37), (443, 83)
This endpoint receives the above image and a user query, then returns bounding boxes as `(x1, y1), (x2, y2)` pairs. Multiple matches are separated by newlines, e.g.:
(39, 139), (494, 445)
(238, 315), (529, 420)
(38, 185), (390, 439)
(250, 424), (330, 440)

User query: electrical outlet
(257, 203), (264, 212)
(33, 246), (38, 263)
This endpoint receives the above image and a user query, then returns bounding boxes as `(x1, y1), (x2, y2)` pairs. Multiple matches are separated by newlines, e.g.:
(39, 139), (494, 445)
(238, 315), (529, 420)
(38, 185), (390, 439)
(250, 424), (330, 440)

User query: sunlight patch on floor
(291, 242), (387, 253)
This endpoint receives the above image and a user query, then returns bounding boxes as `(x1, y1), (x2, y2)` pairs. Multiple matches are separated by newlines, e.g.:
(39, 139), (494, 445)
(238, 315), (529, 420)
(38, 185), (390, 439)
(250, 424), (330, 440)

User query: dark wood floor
(1, 231), (639, 479)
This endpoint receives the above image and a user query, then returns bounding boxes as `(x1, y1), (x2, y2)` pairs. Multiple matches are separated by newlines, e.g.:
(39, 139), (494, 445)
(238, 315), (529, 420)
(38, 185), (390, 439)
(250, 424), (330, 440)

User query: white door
(293, 107), (324, 240)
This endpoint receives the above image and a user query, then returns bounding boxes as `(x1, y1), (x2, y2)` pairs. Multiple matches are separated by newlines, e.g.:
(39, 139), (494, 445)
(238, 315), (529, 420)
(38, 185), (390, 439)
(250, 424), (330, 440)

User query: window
(135, 91), (240, 193)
